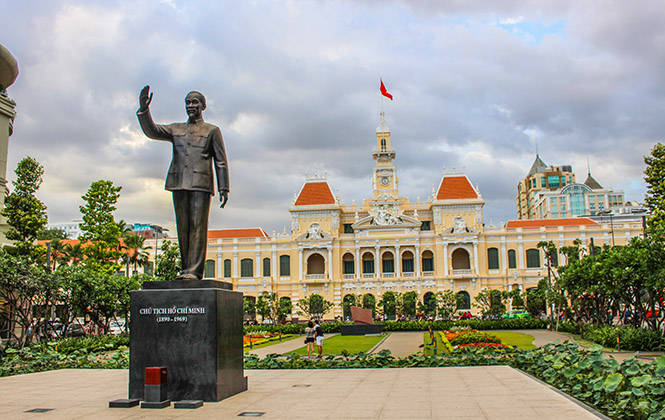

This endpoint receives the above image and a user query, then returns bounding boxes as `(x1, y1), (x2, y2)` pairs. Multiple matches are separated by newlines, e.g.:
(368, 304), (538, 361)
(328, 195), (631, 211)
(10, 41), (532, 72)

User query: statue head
(185, 91), (206, 120)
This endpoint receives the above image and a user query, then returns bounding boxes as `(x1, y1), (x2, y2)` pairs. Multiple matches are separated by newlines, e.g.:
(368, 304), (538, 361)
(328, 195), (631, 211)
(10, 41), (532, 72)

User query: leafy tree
(342, 293), (359, 320)
(79, 180), (123, 273)
(276, 297), (292, 323)
(296, 294), (332, 319)
(0, 248), (52, 347)
(526, 282), (547, 317)
(435, 290), (459, 319)
(362, 293), (376, 315)
(155, 241), (180, 281)
(399, 291), (418, 318)
(508, 288), (525, 310)
(63, 242), (83, 264)
(378, 291), (398, 319)
(644, 142), (665, 227)
(474, 289), (506, 317)
(243, 297), (256, 320)
(255, 293), (274, 322)
(37, 228), (68, 240)
(1, 157), (47, 260)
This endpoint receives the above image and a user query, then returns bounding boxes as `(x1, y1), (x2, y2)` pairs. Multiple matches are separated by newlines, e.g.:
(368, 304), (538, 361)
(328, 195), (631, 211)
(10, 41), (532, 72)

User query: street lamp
(600, 210), (615, 246)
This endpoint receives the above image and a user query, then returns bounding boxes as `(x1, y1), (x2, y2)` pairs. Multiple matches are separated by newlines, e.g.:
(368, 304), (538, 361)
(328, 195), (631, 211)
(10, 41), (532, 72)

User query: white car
(109, 320), (126, 335)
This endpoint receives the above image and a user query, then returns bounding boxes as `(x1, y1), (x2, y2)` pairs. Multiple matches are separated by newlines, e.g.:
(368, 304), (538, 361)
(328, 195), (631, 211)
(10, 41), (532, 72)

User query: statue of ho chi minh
(136, 85), (229, 280)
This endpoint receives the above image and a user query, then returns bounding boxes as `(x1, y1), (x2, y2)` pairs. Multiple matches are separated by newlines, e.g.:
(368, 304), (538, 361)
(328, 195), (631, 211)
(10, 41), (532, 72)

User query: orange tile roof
(294, 181), (336, 206)
(506, 218), (598, 229)
(436, 176), (478, 200)
(208, 228), (268, 239)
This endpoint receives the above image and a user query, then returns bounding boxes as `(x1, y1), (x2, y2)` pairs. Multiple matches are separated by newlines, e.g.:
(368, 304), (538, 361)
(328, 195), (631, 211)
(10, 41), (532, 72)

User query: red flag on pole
(380, 79), (393, 100)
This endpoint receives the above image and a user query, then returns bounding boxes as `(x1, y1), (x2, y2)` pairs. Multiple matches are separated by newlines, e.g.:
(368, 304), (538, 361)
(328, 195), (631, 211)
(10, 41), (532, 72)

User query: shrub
(581, 325), (664, 352)
(447, 332), (500, 346)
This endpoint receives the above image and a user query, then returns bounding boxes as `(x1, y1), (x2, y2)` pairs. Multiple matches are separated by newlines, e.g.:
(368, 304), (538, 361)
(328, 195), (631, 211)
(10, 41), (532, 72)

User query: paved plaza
(0, 367), (601, 419)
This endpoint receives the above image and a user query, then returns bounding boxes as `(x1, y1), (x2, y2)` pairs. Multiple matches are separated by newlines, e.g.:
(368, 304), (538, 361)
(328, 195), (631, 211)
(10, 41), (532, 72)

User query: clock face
(381, 177), (390, 185)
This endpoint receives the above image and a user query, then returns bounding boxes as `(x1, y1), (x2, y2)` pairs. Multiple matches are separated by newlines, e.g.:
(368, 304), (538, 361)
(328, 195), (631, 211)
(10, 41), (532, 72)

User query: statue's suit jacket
(137, 109), (229, 195)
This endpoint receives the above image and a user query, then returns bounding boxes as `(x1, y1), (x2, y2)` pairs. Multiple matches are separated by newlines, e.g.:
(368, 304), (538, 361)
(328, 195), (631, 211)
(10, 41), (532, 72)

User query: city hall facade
(202, 114), (643, 318)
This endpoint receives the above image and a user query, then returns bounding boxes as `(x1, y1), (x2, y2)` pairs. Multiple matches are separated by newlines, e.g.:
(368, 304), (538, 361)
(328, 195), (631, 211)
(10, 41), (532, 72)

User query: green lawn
(488, 331), (536, 350)
(244, 335), (300, 351)
(288, 334), (385, 356)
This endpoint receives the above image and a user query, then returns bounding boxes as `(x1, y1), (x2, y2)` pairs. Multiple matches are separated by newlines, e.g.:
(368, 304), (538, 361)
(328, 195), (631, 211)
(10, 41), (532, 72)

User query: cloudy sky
(2, 0), (664, 234)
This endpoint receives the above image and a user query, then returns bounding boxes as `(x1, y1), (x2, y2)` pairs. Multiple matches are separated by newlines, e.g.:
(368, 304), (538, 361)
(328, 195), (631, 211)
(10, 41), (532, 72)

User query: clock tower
(372, 112), (398, 198)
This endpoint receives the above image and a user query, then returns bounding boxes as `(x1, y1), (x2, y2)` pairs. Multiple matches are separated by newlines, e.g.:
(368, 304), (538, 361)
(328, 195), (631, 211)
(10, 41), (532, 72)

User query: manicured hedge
(550, 322), (664, 352)
(244, 318), (549, 334)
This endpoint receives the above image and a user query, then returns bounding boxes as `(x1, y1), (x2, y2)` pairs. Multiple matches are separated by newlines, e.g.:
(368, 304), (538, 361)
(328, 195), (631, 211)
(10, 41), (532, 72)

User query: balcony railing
(452, 269), (472, 275)
(402, 272), (414, 277)
(422, 271), (434, 277)
(343, 274), (355, 280)
(362, 273), (374, 278)
(382, 273), (395, 278)
(306, 274), (325, 280)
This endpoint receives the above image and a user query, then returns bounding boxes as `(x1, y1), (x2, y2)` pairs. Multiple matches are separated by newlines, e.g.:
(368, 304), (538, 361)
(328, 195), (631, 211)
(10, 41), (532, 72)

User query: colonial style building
(203, 114), (644, 318)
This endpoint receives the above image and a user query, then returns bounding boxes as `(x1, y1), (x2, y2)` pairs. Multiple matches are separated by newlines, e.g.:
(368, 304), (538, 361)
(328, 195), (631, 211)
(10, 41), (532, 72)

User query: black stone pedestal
(340, 324), (384, 336)
(129, 280), (248, 402)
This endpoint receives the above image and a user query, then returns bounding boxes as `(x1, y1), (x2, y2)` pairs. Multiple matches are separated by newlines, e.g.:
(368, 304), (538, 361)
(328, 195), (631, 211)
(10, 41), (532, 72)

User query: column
(355, 245), (360, 279)
(255, 251), (261, 278)
(327, 246), (333, 280)
(298, 248), (303, 281)
(473, 242), (479, 274)
(443, 243), (449, 276)
(518, 237), (524, 269)
(272, 247), (277, 280)
(232, 252), (238, 278)
(415, 245), (421, 277)
(374, 245), (380, 278)
(395, 243), (400, 277)
(500, 240), (507, 274)
(216, 251), (222, 279)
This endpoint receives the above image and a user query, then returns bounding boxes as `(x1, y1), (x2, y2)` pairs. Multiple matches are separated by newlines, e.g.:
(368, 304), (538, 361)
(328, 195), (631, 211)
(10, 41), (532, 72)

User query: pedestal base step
(140, 400), (171, 409)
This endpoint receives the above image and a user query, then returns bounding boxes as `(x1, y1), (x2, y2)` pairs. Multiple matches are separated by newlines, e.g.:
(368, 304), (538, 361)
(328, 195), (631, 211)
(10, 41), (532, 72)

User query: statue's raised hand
(138, 85), (153, 112)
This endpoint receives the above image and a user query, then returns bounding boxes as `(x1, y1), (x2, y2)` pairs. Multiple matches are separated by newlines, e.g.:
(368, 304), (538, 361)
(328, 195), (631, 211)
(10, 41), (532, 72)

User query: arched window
(421, 250), (434, 272)
(204, 259), (215, 278)
(456, 291), (471, 310)
(362, 252), (374, 274)
(508, 249), (517, 269)
(526, 249), (540, 268)
(487, 248), (499, 270)
(223, 259), (231, 278)
(240, 258), (253, 277)
(342, 253), (354, 274)
(279, 255), (290, 276)
(382, 251), (394, 273)
(262, 257), (270, 277)
(401, 251), (414, 273)
(452, 248), (471, 270)
(307, 253), (325, 275)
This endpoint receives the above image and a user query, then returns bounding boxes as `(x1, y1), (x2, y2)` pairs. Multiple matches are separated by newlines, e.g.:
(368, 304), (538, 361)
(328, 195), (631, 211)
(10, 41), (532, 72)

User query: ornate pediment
(352, 199), (421, 231)
(296, 223), (332, 242)
(443, 216), (478, 235)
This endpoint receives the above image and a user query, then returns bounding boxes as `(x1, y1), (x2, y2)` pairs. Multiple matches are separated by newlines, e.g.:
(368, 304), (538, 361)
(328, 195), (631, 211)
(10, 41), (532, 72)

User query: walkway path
(247, 334), (338, 358)
(0, 367), (602, 419)
(369, 332), (423, 357)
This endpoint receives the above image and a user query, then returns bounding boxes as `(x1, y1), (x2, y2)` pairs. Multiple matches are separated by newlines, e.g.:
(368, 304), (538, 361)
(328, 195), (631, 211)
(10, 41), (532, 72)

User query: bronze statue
(137, 85), (229, 280)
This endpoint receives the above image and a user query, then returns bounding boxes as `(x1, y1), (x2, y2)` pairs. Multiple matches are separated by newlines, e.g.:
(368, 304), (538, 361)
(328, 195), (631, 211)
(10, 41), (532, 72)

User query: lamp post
(600, 210), (615, 246)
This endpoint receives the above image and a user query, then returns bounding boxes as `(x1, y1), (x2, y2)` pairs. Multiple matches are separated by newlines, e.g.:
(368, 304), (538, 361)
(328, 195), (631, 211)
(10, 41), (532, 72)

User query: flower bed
(243, 332), (293, 348)
(454, 342), (511, 351)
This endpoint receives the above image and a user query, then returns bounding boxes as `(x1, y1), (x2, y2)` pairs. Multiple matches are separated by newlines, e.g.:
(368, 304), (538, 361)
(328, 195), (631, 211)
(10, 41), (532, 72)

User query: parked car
(502, 310), (532, 319)
(109, 320), (126, 335)
(65, 323), (86, 337)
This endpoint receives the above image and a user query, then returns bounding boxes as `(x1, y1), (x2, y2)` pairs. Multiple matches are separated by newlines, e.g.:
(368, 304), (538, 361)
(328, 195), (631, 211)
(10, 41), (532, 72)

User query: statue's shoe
(176, 273), (198, 280)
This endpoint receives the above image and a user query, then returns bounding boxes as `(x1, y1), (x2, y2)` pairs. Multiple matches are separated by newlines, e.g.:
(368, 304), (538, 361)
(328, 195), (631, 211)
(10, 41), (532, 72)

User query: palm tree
(64, 242), (84, 264)
(123, 233), (152, 275)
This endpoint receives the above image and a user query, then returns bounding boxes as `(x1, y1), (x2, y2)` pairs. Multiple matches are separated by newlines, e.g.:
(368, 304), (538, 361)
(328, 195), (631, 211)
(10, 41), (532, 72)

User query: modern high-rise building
(516, 155), (575, 219)
(516, 155), (626, 220)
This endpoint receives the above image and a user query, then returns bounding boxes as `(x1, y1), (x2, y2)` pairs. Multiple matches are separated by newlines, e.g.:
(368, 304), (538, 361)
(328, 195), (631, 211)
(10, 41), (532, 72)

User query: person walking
(314, 319), (324, 358)
(304, 320), (316, 358)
